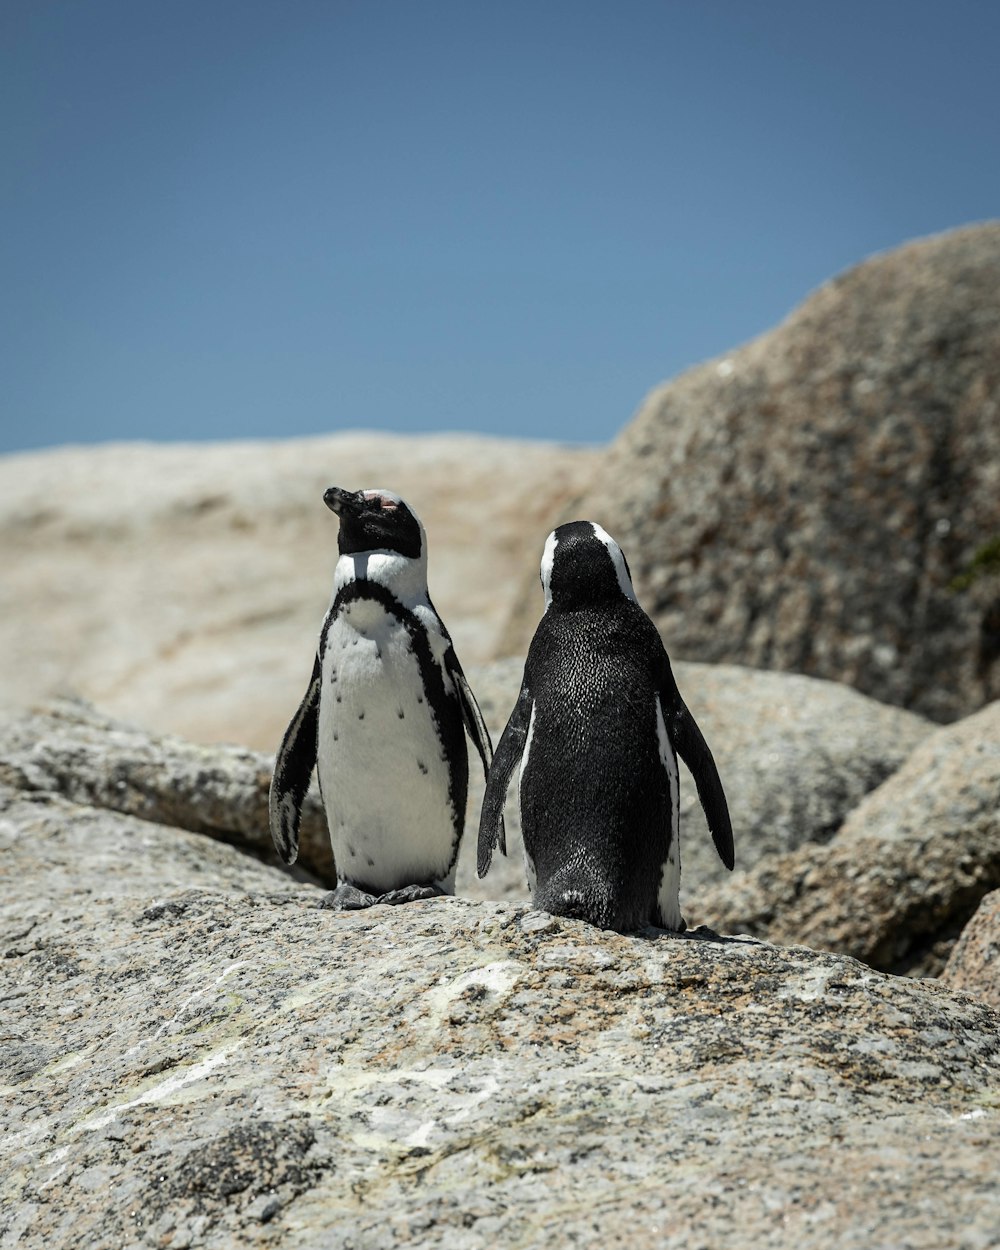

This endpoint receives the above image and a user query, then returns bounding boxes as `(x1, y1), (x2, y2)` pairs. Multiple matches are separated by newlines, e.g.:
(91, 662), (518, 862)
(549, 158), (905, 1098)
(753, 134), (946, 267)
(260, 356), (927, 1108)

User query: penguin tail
(536, 879), (618, 931)
(554, 889), (592, 921)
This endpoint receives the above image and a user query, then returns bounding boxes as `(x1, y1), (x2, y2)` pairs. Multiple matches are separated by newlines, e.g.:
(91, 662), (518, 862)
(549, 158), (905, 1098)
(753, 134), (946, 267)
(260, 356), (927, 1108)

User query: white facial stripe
(334, 550), (429, 607)
(539, 530), (559, 610)
(589, 523), (637, 601)
(360, 487), (404, 505)
(360, 488), (407, 515)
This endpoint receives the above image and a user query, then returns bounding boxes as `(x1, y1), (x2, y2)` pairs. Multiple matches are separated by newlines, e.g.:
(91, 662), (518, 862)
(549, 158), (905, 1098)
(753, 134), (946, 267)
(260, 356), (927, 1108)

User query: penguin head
(324, 487), (424, 560)
(540, 520), (637, 611)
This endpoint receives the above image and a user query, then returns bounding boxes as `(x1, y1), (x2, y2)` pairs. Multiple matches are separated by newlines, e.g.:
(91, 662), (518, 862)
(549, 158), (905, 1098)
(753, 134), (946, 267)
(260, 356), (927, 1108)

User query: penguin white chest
(316, 596), (458, 891)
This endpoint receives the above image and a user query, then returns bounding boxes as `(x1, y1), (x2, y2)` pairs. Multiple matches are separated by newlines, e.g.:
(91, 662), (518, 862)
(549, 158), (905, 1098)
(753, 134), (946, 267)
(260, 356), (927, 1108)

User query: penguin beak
(323, 486), (364, 517)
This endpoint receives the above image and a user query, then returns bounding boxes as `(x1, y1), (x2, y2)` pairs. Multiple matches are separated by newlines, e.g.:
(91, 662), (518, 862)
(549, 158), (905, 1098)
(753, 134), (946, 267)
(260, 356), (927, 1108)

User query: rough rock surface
(458, 658), (932, 902)
(834, 699), (1000, 844)
(0, 432), (597, 749)
(3, 784), (999, 1250)
(0, 658), (932, 908)
(698, 703), (1000, 975)
(697, 815), (1000, 977)
(0, 698), (332, 883)
(502, 223), (1000, 722)
(694, 701), (1000, 974)
(942, 889), (1000, 1008)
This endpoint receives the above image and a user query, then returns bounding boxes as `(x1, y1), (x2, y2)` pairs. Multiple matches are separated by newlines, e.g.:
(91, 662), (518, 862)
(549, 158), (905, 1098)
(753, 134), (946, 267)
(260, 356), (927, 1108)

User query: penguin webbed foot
(376, 883), (447, 906)
(319, 883), (379, 911)
(654, 911), (688, 934)
(319, 882), (448, 910)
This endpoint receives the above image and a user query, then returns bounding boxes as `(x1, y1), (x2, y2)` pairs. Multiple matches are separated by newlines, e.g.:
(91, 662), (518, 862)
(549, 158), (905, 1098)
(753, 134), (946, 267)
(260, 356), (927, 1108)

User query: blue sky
(2, 1), (999, 454)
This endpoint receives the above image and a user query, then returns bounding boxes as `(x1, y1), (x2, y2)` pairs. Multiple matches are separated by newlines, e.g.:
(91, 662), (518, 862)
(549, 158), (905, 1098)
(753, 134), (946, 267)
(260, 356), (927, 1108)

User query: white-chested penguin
(270, 487), (495, 909)
(478, 520), (733, 932)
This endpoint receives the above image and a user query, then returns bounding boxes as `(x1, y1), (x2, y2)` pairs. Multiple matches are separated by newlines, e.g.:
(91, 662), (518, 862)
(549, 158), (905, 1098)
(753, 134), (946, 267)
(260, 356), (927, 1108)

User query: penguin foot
(376, 883), (447, 906)
(656, 910), (688, 934)
(319, 883), (379, 911)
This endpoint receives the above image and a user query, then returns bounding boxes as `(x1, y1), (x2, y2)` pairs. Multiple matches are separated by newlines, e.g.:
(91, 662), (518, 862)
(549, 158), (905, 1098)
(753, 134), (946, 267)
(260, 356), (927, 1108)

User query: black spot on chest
(320, 579), (469, 837)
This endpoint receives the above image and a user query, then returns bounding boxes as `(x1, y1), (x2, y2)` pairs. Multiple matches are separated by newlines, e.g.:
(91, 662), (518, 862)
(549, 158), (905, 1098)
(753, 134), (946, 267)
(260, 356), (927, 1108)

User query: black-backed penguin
(478, 520), (733, 932)
(270, 487), (495, 909)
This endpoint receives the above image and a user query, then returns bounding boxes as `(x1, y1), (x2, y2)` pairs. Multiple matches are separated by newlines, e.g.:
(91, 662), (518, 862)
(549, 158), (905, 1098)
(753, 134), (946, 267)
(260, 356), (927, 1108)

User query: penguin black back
(528, 526), (673, 930)
(479, 521), (733, 932)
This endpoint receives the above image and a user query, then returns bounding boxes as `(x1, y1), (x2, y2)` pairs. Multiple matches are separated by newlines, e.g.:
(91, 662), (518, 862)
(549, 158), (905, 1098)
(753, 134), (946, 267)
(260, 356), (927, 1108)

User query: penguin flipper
(477, 682), (532, 877)
(446, 649), (495, 780)
(268, 654), (321, 865)
(658, 659), (735, 871)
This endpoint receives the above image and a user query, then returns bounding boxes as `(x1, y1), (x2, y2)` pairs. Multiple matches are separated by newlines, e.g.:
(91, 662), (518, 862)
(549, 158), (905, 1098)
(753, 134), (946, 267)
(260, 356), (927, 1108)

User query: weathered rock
(835, 699), (1000, 843)
(696, 702), (1000, 975)
(2, 783), (999, 1250)
(0, 698), (333, 883)
(0, 693), (507, 895)
(0, 695), (500, 895)
(3, 681), (983, 983)
(457, 657), (933, 901)
(502, 223), (1000, 722)
(0, 784), (286, 904)
(0, 432), (597, 748)
(941, 889), (1000, 1008)
(698, 814), (1000, 977)
(0, 659), (932, 909)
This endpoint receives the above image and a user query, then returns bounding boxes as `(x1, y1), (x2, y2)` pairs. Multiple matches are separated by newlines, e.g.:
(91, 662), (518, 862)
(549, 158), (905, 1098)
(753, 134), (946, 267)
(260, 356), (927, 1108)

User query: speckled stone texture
(501, 223), (1000, 723)
(834, 700), (1000, 844)
(942, 889), (1000, 1008)
(2, 785), (999, 1250)
(698, 702), (1000, 975)
(697, 815), (1000, 977)
(0, 698), (332, 884)
(4, 683), (991, 984)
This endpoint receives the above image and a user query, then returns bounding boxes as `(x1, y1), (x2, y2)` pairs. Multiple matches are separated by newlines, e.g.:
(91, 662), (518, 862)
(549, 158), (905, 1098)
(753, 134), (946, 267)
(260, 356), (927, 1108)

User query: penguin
(478, 520), (733, 932)
(270, 487), (495, 909)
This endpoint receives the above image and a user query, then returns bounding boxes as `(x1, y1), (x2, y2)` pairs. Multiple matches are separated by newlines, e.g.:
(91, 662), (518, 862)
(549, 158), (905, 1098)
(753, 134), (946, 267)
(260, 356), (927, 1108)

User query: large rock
(458, 658), (932, 902)
(0, 432), (597, 749)
(941, 889), (1000, 1009)
(699, 703), (1000, 975)
(834, 699), (1000, 844)
(2, 782), (999, 1250)
(697, 815), (1000, 977)
(4, 687), (982, 982)
(502, 223), (1000, 723)
(0, 662), (931, 910)
(0, 698), (332, 882)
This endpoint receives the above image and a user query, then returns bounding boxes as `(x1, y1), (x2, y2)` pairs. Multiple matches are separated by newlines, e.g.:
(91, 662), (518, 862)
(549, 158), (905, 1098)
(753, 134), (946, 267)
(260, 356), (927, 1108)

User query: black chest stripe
(321, 580), (467, 852)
